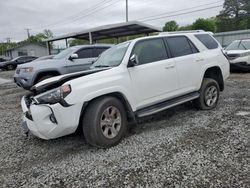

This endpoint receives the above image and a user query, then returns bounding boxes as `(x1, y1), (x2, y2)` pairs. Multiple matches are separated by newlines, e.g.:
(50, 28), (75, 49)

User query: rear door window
(195, 34), (219, 49)
(76, 48), (94, 59)
(166, 36), (195, 57)
(132, 38), (168, 65)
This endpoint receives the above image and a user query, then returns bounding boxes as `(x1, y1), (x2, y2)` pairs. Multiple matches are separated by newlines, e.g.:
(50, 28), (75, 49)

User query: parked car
(14, 44), (112, 90)
(225, 39), (250, 71)
(0, 56), (37, 71)
(21, 31), (229, 148)
(0, 57), (8, 62)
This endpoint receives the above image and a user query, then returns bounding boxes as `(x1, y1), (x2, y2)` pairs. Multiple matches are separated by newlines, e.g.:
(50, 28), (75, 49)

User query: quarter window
(167, 36), (195, 57)
(195, 34), (219, 49)
(76, 48), (94, 59)
(132, 38), (168, 65)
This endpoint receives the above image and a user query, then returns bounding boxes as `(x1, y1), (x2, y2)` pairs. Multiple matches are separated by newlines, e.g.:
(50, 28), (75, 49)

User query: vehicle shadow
(24, 102), (196, 158)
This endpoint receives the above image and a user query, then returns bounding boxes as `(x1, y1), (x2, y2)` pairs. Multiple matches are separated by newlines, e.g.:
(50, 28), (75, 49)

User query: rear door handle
(165, 64), (175, 69)
(196, 58), (204, 62)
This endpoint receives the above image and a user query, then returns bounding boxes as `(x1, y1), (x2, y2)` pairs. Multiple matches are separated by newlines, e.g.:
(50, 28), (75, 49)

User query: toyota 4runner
(21, 31), (230, 148)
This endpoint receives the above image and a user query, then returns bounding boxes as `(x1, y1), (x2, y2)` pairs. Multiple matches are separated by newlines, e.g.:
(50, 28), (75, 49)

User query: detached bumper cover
(21, 96), (83, 140)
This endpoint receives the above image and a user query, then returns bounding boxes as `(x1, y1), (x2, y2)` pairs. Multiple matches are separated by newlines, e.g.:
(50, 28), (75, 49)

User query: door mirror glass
(69, 53), (78, 61)
(129, 54), (139, 67)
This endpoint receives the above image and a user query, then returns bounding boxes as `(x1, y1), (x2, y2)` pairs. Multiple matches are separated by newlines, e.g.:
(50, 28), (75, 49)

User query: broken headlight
(34, 85), (71, 105)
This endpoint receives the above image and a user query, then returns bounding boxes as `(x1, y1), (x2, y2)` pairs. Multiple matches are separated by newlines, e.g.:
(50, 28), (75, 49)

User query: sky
(0, 0), (224, 45)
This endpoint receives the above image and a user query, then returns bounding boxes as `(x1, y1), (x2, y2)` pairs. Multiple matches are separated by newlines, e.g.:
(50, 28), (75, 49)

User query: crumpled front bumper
(21, 96), (83, 140)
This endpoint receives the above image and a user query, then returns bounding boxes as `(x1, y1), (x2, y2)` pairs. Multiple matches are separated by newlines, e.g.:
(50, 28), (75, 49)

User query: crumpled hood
(31, 68), (110, 94)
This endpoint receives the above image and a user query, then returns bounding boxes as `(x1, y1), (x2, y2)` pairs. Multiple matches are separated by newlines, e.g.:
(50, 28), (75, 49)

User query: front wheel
(194, 78), (220, 110)
(82, 96), (127, 148)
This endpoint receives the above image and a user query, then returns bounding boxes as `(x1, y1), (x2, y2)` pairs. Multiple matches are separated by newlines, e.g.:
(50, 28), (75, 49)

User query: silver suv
(14, 44), (113, 90)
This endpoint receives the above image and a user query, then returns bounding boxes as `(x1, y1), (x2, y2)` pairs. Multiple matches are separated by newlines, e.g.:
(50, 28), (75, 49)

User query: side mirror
(69, 53), (78, 61)
(128, 54), (139, 67)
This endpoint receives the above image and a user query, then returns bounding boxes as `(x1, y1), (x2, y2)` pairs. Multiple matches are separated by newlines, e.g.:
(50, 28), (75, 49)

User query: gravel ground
(0, 70), (250, 187)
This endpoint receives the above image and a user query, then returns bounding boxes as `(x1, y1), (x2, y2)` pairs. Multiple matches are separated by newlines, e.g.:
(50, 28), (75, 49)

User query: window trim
(129, 37), (170, 67)
(164, 35), (200, 58)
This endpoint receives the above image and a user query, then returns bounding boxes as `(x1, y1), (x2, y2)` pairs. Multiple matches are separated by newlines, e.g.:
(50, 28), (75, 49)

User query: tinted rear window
(167, 36), (194, 57)
(195, 34), (219, 49)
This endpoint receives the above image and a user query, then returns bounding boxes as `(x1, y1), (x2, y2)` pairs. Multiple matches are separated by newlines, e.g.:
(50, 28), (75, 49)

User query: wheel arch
(34, 70), (61, 84)
(76, 92), (136, 134)
(203, 66), (224, 91)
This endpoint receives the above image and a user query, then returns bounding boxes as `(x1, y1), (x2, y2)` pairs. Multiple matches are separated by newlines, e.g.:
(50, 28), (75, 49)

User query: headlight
(240, 51), (250, 57)
(34, 85), (71, 105)
(21, 67), (33, 73)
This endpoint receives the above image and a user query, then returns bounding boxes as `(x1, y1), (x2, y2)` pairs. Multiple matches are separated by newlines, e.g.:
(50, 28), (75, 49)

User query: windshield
(91, 42), (130, 68)
(226, 40), (250, 50)
(53, 47), (76, 59)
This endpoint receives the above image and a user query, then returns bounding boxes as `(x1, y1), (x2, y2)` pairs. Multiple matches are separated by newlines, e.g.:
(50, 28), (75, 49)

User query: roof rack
(159, 30), (205, 35)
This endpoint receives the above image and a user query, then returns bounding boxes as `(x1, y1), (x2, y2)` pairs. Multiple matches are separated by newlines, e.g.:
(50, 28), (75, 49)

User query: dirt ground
(0, 70), (250, 187)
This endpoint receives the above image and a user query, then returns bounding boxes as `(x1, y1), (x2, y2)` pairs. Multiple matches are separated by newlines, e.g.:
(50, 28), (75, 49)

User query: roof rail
(159, 30), (205, 35)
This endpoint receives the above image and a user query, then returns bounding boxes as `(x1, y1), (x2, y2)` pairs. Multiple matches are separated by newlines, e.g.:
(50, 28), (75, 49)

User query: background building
(4, 43), (48, 59)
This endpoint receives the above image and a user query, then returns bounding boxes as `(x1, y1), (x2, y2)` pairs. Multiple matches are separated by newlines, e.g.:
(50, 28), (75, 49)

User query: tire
(7, 64), (15, 70)
(194, 78), (220, 110)
(82, 96), (127, 148)
(36, 75), (54, 84)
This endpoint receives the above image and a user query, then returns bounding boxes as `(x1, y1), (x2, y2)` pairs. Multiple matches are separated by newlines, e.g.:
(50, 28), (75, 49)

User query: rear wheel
(82, 96), (127, 148)
(194, 78), (220, 110)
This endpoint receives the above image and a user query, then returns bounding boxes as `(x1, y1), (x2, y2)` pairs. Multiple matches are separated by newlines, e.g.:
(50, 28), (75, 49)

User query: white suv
(21, 31), (230, 148)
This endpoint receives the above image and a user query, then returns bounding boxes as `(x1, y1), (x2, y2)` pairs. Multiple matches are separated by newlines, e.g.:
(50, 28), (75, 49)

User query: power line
(36, 0), (119, 30)
(137, 0), (223, 21)
(49, 0), (121, 28)
(140, 5), (223, 22)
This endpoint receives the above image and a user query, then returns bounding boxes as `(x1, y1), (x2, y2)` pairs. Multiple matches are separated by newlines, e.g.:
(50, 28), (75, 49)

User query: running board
(136, 92), (200, 118)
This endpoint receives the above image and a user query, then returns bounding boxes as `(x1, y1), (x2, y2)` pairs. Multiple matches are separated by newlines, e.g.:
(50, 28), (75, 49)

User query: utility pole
(25, 28), (31, 38)
(126, 0), (128, 22)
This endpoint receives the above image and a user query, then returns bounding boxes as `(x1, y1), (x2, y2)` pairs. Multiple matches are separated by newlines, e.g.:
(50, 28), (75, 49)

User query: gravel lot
(0, 70), (250, 187)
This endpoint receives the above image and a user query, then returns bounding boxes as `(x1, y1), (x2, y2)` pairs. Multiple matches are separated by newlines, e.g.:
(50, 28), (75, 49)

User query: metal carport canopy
(45, 21), (162, 42)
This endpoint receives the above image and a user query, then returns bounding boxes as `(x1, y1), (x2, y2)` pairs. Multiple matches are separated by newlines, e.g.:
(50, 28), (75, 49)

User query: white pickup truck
(21, 31), (230, 148)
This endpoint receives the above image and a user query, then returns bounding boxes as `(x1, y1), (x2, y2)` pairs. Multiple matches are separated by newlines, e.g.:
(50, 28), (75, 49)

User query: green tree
(242, 0), (250, 28)
(216, 0), (246, 31)
(178, 24), (192, 31)
(163, 21), (179, 31)
(69, 39), (89, 47)
(25, 29), (54, 43)
(192, 18), (216, 32)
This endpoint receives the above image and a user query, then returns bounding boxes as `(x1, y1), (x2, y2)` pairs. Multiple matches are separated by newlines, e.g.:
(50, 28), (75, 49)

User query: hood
(18, 59), (61, 68)
(31, 67), (111, 94)
(226, 49), (250, 54)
